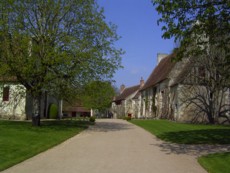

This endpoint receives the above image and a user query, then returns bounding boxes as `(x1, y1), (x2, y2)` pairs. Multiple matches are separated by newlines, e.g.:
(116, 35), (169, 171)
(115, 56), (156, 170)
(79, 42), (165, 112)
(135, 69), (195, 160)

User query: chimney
(157, 53), (168, 64)
(140, 77), (144, 88)
(120, 84), (125, 94)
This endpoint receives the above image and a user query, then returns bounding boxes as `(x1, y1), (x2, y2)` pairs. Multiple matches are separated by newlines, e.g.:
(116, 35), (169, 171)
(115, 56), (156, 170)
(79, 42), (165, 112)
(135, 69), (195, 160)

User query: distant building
(111, 78), (144, 118)
(62, 102), (91, 118)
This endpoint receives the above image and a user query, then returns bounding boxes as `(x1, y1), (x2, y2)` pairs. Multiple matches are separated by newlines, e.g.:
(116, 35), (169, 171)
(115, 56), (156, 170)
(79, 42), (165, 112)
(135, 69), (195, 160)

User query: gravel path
(3, 119), (229, 173)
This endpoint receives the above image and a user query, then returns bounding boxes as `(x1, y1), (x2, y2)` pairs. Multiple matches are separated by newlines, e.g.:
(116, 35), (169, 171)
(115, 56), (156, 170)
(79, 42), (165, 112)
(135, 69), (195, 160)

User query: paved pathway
(3, 119), (230, 173)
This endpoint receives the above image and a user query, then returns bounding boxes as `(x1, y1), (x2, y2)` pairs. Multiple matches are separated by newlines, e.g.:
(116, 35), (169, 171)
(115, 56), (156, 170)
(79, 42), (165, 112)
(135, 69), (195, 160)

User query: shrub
(89, 116), (96, 122)
(127, 116), (132, 121)
(122, 116), (131, 121)
(49, 103), (58, 119)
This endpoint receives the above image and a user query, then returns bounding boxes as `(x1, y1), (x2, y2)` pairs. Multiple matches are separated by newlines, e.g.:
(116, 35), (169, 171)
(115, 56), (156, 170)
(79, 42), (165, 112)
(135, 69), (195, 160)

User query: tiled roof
(169, 59), (192, 87)
(133, 91), (141, 99)
(114, 85), (140, 101)
(63, 101), (90, 112)
(141, 54), (175, 90)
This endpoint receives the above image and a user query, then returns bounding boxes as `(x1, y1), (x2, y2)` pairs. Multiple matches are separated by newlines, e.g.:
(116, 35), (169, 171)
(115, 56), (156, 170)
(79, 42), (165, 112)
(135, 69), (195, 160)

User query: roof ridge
(114, 84), (141, 101)
(141, 53), (175, 90)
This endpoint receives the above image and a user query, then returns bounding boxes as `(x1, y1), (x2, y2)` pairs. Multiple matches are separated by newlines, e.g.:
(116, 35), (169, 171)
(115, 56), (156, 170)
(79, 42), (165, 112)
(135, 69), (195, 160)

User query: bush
(49, 103), (58, 119)
(89, 116), (96, 122)
(123, 116), (131, 121)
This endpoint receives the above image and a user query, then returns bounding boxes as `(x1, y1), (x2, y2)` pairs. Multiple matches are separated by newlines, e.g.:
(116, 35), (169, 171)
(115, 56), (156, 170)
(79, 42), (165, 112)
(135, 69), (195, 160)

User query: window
(198, 66), (205, 78)
(3, 86), (10, 101)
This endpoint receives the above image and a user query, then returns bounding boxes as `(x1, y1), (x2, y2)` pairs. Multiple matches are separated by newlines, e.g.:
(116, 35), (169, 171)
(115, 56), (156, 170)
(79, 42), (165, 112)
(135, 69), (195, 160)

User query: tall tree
(153, 0), (230, 123)
(178, 47), (230, 124)
(153, 0), (230, 62)
(81, 81), (115, 112)
(0, 0), (123, 125)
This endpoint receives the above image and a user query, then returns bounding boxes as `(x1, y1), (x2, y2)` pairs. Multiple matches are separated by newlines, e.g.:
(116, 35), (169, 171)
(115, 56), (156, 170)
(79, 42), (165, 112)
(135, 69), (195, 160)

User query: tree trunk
(43, 91), (48, 118)
(58, 99), (63, 120)
(207, 113), (215, 124)
(32, 114), (40, 126)
(32, 95), (42, 126)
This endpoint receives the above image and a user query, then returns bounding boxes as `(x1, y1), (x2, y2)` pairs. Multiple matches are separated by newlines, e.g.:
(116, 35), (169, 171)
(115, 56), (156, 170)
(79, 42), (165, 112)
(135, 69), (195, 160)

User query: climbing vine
(151, 97), (157, 115)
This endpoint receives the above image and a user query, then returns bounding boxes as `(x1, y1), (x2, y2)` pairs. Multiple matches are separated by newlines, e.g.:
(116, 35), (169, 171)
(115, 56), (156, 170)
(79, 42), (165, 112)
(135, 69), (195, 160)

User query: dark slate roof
(114, 85), (140, 101)
(141, 54), (176, 90)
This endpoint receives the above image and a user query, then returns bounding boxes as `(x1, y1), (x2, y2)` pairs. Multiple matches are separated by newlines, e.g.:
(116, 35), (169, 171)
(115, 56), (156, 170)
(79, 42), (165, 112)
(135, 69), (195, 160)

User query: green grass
(131, 119), (230, 173)
(131, 119), (230, 144)
(0, 119), (92, 171)
(198, 152), (230, 173)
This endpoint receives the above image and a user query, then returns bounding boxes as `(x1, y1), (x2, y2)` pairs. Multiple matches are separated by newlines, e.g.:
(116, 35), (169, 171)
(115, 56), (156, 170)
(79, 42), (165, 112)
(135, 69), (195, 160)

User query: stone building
(111, 78), (144, 118)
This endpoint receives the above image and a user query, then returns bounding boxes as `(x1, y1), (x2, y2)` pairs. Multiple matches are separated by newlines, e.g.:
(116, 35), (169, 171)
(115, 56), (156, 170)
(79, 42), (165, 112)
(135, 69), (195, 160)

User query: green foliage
(0, 0), (123, 124)
(0, 120), (91, 171)
(153, 0), (230, 61)
(125, 116), (131, 121)
(145, 98), (149, 109)
(153, 0), (230, 123)
(81, 81), (115, 110)
(89, 116), (96, 122)
(151, 97), (157, 114)
(198, 152), (230, 173)
(49, 104), (58, 119)
(122, 116), (131, 121)
(131, 120), (230, 144)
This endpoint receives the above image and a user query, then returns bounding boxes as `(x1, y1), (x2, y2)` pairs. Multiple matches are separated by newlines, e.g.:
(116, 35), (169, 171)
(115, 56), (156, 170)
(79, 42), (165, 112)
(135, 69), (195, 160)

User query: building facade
(111, 78), (144, 118)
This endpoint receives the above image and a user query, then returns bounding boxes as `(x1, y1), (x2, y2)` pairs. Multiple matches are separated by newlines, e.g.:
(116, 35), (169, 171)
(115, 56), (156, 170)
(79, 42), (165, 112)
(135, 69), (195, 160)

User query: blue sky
(97, 0), (174, 88)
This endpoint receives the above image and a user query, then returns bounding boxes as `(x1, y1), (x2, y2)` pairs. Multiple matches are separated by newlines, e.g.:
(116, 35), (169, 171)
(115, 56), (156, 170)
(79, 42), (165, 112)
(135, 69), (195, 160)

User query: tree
(0, 0), (123, 125)
(81, 81), (115, 112)
(153, 0), (230, 124)
(177, 47), (230, 124)
(153, 0), (230, 62)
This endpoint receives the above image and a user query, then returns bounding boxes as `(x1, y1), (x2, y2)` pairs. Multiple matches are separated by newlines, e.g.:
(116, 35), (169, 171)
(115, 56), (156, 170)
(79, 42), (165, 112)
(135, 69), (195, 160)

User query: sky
(97, 0), (175, 88)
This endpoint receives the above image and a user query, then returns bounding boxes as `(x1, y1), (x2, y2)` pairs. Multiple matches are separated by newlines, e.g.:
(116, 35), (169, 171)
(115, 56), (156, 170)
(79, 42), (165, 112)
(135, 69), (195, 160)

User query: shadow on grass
(0, 119), (93, 132)
(158, 129), (230, 144)
(40, 120), (93, 131)
(151, 129), (230, 157)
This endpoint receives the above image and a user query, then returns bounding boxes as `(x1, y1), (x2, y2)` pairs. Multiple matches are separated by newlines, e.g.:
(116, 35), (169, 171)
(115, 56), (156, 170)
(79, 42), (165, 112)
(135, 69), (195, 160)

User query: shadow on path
(88, 119), (133, 132)
(149, 129), (230, 157)
(151, 141), (230, 157)
(89, 119), (230, 158)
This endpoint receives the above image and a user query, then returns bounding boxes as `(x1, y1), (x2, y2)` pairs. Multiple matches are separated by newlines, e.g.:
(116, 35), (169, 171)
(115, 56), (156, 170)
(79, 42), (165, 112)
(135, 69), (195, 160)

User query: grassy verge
(0, 119), (92, 171)
(198, 152), (230, 173)
(131, 119), (230, 144)
(131, 119), (230, 173)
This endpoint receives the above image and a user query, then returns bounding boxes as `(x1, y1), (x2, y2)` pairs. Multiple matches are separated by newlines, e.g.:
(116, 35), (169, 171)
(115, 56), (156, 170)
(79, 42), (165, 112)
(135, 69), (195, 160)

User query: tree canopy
(153, 0), (230, 123)
(81, 81), (115, 111)
(0, 0), (123, 95)
(0, 0), (123, 125)
(153, 0), (230, 61)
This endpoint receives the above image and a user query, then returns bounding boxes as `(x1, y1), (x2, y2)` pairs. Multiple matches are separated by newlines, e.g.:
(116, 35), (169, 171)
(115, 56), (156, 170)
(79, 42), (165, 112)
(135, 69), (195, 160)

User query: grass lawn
(0, 119), (92, 171)
(131, 119), (230, 173)
(198, 152), (230, 173)
(131, 119), (230, 144)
